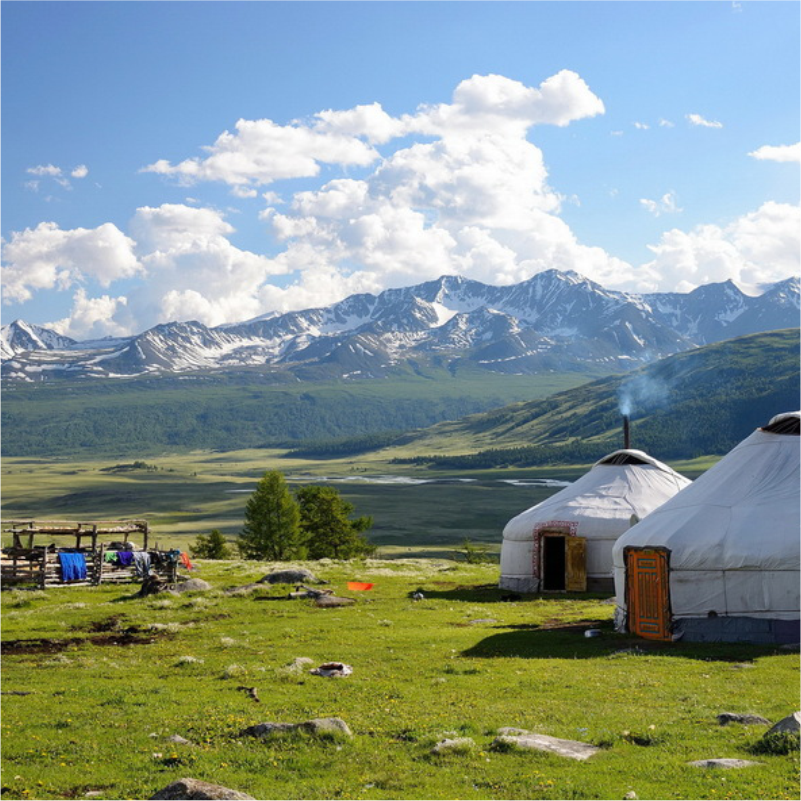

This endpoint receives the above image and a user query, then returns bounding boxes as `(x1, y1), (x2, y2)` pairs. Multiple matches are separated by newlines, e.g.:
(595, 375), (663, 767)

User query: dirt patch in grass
(2, 628), (167, 654)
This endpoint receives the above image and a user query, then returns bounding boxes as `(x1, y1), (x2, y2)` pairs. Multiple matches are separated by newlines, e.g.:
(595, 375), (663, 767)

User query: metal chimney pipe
(623, 415), (631, 450)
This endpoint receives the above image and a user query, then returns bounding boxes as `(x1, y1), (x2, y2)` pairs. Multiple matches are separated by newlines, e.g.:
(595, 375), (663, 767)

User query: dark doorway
(542, 536), (566, 591)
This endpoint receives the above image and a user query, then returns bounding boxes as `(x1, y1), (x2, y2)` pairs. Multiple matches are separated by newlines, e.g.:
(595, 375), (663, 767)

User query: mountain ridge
(2, 269), (798, 382)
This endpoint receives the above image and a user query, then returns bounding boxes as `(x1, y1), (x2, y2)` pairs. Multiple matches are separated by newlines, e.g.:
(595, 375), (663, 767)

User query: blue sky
(2, 1), (799, 339)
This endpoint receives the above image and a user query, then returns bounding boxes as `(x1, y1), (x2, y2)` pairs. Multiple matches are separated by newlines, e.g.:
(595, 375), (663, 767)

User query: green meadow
(0, 449), (716, 554)
(1, 560), (798, 801)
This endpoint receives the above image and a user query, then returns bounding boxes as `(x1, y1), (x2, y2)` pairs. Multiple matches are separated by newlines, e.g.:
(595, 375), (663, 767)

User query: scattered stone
(730, 662), (757, 669)
(584, 629), (602, 638)
(497, 727), (529, 736)
(241, 717), (352, 739)
(166, 734), (192, 745)
(431, 737), (475, 754)
(315, 595), (355, 608)
(468, 618), (498, 625)
(85, 792), (105, 798)
(237, 686), (260, 703)
(310, 661), (352, 677)
(172, 578), (212, 594)
(717, 713), (771, 726)
(150, 777), (255, 800)
(687, 759), (763, 769)
(623, 793), (638, 800)
(260, 568), (323, 585)
(284, 656), (314, 672)
(765, 711), (801, 735)
(491, 732), (600, 761)
(411, 591), (425, 601)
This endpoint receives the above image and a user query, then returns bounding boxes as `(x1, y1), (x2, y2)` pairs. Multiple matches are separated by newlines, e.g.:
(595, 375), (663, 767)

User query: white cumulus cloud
(686, 113), (723, 129)
(639, 192), (683, 217)
(71, 165), (89, 179)
(639, 201), (800, 291)
(748, 142), (801, 163)
(1, 221), (140, 303)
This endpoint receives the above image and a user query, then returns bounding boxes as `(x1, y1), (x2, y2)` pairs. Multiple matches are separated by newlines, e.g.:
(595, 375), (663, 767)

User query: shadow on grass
(462, 622), (786, 662)
(415, 582), (613, 604)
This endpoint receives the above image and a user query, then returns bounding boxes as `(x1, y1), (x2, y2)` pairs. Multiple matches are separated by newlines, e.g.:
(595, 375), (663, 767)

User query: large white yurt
(612, 412), (800, 645)
(500, 449), (691, 594)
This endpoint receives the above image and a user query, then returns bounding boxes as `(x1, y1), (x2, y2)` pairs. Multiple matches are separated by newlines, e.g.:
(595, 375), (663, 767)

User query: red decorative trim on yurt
(531, 520), (579, 579)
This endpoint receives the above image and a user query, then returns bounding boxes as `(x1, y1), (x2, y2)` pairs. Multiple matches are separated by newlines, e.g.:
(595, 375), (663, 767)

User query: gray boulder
(260, 568), (322, 585)
(766, 711), (801, 735)
(492, 732), (600, 761)
(172, 578), (212, 593)
(717, 712), (771, 726)
(687, 759), (763, 769)
(315, 595), (355, 608)
(241, 716), (352, 739)
(150, 778), (255, 800)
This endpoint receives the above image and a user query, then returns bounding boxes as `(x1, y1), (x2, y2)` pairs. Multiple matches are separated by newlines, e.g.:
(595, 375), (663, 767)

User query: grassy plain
(0, 450), (716, 554)
(1, 559), (799, 801)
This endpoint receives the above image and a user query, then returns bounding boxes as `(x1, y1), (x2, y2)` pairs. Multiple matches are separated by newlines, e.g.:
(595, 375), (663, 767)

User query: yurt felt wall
(500, 450), (691, 594)
(612, 412), (800, 644)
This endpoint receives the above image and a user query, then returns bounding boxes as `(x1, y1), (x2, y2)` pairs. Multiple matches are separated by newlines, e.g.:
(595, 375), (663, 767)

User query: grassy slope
(0, 367), (601, 458)
(1, 560), (798, 801)
(375, 329), (801, 462)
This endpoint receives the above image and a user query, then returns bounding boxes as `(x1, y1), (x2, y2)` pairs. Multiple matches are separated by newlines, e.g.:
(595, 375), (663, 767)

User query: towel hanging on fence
(58, 552), (87, 582)
(117, 551), (134, 567)
(179, 552), (194, 570)
(132, 551), (151, 578)
(104, 551), (119, 564)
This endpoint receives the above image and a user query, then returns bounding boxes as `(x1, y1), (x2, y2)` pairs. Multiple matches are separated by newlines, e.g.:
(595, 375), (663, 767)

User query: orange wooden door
(626, 548), (671, 640)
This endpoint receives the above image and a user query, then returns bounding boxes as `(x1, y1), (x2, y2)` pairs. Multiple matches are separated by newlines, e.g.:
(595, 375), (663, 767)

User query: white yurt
(612, 412), (800, 644)
(500, 449), (691, 594)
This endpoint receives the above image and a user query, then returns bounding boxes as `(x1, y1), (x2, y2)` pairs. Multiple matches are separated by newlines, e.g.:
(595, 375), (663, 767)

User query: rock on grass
(150, 777), (254, 799)
(241, 717), (352, 739)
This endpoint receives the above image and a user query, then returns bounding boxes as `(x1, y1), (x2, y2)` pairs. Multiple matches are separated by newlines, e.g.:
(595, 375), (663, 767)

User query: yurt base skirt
(673, 615), (799, 645)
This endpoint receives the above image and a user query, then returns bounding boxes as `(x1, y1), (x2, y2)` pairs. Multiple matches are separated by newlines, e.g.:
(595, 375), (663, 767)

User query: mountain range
(2, 269), (798, 382)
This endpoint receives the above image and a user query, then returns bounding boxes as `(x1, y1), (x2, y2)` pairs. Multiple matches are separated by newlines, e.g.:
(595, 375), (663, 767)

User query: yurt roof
(612, 412), (801, 572)
(503, 448), (691, 542)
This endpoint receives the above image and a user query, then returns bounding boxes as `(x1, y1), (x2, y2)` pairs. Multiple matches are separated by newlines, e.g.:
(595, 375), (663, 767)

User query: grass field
(1, 559), (798, 800)
(0, 450), (717, 555)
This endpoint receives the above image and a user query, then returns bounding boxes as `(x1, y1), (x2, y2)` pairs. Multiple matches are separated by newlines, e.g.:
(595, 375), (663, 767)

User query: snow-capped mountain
(2, 270), (798, 382)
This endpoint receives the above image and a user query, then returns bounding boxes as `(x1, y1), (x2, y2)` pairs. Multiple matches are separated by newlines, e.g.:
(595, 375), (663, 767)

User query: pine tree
(295, 485), (374, 560)
(238, 471), (303, 560)
(191, 529), (233, 559)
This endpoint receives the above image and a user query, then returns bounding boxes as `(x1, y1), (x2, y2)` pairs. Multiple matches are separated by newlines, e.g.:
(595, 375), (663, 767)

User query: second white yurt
(500, 449), (691, 594)
(612, 412), (800, 644)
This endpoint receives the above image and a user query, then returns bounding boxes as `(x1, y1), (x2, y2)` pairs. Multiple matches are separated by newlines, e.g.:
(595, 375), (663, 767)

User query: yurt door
(625, 548), (671, 640)
(541, 534), (587, 592)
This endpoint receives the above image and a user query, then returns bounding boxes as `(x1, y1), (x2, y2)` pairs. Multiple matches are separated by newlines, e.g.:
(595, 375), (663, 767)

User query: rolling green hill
(381, 329), (800, 467)
(0, 367), (600, 458)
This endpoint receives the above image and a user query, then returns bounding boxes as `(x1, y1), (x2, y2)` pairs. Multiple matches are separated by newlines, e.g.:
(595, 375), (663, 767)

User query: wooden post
(143, 522), (149, 551)
(39, 547), (47, 590)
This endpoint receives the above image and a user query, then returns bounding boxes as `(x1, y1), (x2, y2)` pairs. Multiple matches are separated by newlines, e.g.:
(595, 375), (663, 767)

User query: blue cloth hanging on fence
(58, 552), (87, 582)
(117, 551), (134, 567)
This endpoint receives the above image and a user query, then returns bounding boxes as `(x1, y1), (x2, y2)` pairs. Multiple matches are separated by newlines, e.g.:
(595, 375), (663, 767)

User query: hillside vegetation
(377, 329), (800, 467)
(0, 368), (598, 458)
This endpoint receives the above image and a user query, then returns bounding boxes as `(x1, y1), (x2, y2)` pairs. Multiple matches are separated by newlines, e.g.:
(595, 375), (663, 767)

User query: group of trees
(197, 470), (375, 562)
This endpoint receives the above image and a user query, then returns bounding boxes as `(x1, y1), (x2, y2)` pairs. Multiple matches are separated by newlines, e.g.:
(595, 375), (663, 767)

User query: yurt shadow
(461, 625), (785, 662)
(413, 584), (612, 604)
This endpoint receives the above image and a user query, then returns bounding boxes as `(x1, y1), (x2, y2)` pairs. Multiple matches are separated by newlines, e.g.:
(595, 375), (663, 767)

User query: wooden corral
(1, 520), (184, 589)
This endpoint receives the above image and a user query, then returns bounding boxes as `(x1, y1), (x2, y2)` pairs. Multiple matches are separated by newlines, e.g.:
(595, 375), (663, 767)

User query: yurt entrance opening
(625, 546), (671, 640)
(539, 530), (587, 592)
